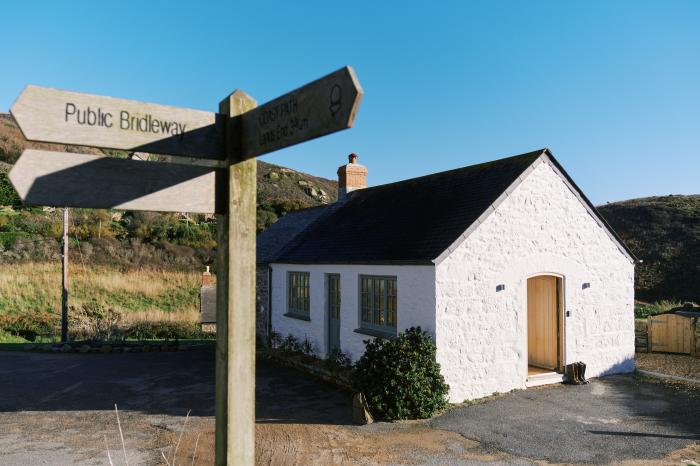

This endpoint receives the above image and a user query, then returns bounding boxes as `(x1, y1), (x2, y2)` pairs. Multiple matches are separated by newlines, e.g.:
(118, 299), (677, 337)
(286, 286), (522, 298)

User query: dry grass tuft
(0, 262), (200, 320)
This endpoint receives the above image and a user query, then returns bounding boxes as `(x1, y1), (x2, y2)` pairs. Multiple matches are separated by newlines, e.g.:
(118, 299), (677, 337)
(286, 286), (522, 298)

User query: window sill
(283, 313), (311, 322)
(354, 327), (396, 339)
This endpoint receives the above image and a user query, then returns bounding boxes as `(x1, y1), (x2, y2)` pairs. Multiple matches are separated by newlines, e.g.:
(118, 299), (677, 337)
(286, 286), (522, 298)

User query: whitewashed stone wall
(436, 160), (635, 402)
(270, 264), (435, 360)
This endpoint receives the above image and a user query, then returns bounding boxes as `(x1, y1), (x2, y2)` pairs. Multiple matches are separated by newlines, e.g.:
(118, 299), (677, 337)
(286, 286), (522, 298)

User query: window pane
(288, 272), (310, 316)
(359, 276), (397, 331)
(387, 278), (396, 327)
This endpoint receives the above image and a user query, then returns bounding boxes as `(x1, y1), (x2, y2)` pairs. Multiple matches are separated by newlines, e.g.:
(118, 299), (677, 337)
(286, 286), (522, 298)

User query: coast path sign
(238, 66), (362, 160)
(8, 66), (363, 466)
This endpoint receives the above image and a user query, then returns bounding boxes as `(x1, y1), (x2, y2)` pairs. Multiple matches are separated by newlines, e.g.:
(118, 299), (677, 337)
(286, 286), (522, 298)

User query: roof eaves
(271, 259), (435, 266)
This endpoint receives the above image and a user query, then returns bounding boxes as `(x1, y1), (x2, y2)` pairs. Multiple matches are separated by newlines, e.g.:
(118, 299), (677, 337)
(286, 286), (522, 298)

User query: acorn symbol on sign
(329, 84), (342, 116)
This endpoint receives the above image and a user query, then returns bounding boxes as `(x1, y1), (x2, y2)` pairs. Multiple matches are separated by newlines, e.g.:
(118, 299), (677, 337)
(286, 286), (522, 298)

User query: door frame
(525, 273), (566, 375)
(325, 273), (341, 356)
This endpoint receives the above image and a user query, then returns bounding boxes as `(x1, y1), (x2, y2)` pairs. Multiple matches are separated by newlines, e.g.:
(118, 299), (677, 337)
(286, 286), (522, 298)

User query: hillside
(4, 110), (697, 303)
(0, 112), (338, 269)
(598, 195), (700, 304)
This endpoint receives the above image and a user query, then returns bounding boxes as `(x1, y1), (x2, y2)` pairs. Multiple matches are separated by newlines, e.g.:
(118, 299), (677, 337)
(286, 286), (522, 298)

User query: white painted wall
(270, 263), (436, 360)
(436, 159), (635, 402)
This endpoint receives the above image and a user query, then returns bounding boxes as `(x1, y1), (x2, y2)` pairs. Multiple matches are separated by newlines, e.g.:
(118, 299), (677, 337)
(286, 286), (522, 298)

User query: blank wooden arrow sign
(238, 66), (363, 159)
(9, 149), (223, 213)
(11, 86), (226, 160)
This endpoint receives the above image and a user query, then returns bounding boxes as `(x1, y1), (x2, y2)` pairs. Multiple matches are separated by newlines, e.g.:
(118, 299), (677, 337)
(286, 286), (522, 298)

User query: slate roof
(272, 150), (541, 264)
(265, 149), (635, 265)
(257, 204), (331, 264)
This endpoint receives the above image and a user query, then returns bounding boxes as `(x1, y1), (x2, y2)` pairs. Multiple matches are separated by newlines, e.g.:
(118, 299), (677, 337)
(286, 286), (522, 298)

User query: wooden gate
(649, 314), (693, 354)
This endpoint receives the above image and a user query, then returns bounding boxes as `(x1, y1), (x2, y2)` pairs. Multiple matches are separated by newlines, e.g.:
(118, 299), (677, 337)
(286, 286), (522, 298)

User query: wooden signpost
(238, 66), (362, 159)
(9, 149), (222, 213)
(9, 66), (363, 466)
(11, 85), (226, 159)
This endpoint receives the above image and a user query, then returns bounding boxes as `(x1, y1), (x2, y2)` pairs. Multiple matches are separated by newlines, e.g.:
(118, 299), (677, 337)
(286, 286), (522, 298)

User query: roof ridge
(348, 149), (547, 196)
(280, 203), (330, 215)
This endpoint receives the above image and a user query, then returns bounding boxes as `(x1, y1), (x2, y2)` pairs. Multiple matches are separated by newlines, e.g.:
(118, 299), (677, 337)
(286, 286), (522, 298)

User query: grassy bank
(0, 262), (199, 318)
(0, 262), (204, 341)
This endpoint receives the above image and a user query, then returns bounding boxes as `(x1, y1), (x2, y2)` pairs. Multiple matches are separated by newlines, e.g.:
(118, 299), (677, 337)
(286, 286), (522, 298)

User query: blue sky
(2, 1), (698, 204)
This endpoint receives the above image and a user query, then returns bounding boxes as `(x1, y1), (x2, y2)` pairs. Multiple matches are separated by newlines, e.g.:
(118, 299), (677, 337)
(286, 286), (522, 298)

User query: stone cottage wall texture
(435, 159), (635, 402)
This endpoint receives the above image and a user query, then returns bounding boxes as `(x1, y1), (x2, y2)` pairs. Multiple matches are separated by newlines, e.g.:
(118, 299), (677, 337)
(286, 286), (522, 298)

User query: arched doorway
(527, 275), (563, 375)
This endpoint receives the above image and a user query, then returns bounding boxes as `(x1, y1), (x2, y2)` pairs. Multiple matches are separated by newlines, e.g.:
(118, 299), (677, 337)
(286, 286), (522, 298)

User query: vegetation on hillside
(0, 262), (204, 341)
(0, 112), (338, 339)
(598, 195), (700, 304)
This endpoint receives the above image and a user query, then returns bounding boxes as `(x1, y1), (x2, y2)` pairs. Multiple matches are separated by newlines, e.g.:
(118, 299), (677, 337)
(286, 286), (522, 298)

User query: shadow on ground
(0, 349), (353, 425)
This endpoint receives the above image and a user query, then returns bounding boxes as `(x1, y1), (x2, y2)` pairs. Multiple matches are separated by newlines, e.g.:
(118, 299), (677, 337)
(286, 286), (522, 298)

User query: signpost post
(9, 66), (363, 466)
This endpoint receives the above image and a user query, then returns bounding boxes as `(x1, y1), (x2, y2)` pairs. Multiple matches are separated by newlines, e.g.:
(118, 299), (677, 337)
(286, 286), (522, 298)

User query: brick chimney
(201, 266), (216, 287)
(337, 153), (367, 200)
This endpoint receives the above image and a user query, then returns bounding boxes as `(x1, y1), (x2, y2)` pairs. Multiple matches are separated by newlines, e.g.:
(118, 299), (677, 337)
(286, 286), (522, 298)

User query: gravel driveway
(431, 375), (700, 464)
(636, 352), (700, 380)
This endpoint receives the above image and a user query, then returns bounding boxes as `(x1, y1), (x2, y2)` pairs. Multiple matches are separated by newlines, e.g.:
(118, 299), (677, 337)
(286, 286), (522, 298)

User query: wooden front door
(527, 275), (560, 370)
(327, 274), (341, 355)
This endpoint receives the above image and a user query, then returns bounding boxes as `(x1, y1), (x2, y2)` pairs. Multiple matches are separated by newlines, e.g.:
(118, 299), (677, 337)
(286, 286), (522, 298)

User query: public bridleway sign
(11, 85), (226, 159)
(8, 66), (363, 466)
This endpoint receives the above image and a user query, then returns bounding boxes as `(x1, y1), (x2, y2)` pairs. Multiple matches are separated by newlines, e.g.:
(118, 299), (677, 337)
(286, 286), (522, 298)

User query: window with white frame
(287, 271), (310, 319)
(359, 275), (397, 334)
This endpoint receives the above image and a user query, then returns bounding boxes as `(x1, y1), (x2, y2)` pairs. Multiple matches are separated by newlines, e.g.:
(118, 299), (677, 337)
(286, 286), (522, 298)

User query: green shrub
(68, 300), (123, 342)
(634, 300), (684, 319)
(0, 231), (29, 249)
(325, 347), (352, 371)
(0, 172), (20, 206)
(299, 336), (315, 356)
(124, 320), (212, 340)
(269, 330), (283, 349)
(256, 209), (278, 232)
(0, 310), (58, 341)
(352, 326), (449, 421)
(280, 334), (300, 352)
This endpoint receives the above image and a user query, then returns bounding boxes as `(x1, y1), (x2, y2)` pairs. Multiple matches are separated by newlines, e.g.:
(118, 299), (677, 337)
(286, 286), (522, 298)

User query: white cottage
(258, 149), (636, 402)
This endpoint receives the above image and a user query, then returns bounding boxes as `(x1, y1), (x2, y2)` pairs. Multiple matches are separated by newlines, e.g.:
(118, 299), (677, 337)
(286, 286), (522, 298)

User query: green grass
(0, 263), (200, 317)
(0, 331), (28, 343)
(634, 300), (686, 319)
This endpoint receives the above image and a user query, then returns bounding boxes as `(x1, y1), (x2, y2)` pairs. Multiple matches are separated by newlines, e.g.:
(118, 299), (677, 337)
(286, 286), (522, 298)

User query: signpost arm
(216, 90), (258, 466)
